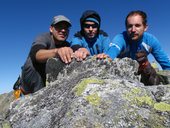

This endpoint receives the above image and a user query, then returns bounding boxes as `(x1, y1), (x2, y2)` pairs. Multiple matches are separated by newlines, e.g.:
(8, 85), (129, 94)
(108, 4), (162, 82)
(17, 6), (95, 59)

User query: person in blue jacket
(106, 10), (170, 85)
(107, 10), (170, 70)
(70, 10), (111, 61)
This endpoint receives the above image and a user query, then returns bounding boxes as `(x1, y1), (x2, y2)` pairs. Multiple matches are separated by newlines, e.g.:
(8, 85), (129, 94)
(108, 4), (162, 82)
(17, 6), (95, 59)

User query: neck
(85, 36), (97, 43)
(52, 35), (63, 46)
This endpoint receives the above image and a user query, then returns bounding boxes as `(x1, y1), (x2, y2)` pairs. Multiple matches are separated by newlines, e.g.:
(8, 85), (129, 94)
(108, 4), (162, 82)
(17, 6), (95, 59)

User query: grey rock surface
(1, 57), (170, 128)
(0, 91), (14, 128)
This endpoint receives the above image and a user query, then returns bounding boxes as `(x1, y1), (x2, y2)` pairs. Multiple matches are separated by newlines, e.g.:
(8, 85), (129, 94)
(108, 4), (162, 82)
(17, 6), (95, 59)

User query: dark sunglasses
(54, 25), (70, 31)
(83, 24), (98, 29)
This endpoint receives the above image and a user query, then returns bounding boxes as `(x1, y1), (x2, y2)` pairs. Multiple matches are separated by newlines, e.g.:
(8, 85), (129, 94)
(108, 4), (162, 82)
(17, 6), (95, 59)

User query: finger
(68, 48), (74, 58)
(58, 49), (68, 63)
(82, 52), (87, 59)
(81, 48), (90, 55)
(65, 50), (72, 63)
(76, 53), (81, 61)
(96, 54), (107, 59)
(78, 52), (84, 61)
(78, 51), (85, 61)
(60, 53), (68, 63)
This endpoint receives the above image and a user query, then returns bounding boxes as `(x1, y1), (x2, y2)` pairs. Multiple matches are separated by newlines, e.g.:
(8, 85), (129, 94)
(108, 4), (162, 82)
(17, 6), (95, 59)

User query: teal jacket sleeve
(106, 34), (126, 59)
(102, 37), (111, 53)
(148, 35), (170, 70)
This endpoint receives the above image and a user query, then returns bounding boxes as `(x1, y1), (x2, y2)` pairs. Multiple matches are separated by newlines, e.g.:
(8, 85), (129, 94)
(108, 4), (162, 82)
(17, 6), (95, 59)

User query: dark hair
(125, 10), (147, 27)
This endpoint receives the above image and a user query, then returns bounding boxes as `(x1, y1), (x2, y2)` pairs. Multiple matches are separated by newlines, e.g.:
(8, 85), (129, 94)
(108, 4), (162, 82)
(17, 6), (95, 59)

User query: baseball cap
(51, 15), (71, 26)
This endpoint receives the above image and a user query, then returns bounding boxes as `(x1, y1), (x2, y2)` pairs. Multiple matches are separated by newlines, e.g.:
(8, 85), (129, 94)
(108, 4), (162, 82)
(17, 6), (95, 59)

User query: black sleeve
(71, 44), (82, 52)
(29, 44), (46, 62)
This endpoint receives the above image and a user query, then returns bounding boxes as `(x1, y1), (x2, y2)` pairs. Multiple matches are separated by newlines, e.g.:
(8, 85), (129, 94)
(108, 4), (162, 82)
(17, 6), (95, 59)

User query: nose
(131, 26), (136, 32)
(89, 26), (93, 30)
(60, 28), (66, 32)
(60, 28), (68, 34)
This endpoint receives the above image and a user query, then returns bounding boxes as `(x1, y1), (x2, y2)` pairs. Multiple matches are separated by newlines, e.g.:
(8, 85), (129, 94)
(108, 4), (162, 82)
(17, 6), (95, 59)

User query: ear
(49, 26), (53, 33)
(144, 24), (148, 31)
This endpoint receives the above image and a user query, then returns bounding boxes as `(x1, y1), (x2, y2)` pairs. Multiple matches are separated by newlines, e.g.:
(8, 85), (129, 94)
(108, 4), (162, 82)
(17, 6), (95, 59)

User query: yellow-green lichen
(85, 93), (101, 106)
(154, 102), (170, 111)
(66, 111), (72, 117)
(2, 121), (11, 128)
(124, 86), (170, 112)
(120, 104), (166, 128)
(131, 87), (141, 94)
(123, 87), (143, 99)
(147, 113), (166, 128)
(74, 78), (104, 96)
(123, 87), (155, 107)
(135, 96), (154, 106)
(94, 123), (103, 128)
(73, 119), (88, 128)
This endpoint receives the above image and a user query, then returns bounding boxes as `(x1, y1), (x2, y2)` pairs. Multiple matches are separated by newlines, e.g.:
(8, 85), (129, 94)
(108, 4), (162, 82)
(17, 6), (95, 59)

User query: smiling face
(50, 21), (70, 44)
(126, 14), (148, 42)
(83, 21), (98, 39)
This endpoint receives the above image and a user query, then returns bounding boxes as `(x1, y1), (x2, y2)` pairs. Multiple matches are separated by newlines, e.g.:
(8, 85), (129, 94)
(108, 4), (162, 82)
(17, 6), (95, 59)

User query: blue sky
(0, 0), (170, 94)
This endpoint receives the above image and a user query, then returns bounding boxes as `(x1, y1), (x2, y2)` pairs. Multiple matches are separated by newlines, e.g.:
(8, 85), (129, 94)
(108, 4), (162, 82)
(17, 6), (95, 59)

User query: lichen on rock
(1, 57), (170, 128)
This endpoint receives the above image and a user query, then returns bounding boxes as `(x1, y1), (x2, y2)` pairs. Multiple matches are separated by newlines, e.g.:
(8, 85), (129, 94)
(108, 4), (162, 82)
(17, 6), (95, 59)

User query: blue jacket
(70, 31), (111, 55)
(107, 32), (170, 70)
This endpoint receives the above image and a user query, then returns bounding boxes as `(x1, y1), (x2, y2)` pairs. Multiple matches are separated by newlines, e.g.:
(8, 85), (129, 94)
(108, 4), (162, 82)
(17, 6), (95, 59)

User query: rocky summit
(1, 57), (170, 128)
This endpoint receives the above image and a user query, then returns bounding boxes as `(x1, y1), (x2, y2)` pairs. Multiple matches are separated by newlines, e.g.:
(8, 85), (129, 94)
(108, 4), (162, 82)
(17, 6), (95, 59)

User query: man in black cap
(70, 10), (111, 61)
(20, 15), (73, 94)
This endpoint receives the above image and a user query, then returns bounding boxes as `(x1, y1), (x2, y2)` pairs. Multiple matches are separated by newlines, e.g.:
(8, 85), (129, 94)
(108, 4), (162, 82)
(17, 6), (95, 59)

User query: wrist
(54, 48), (58, 56)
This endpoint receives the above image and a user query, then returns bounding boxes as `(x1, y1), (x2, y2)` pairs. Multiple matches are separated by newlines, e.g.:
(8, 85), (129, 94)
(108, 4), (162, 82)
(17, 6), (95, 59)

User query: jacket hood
(80, 10), (101, 24)
(80, 10), (101, 29)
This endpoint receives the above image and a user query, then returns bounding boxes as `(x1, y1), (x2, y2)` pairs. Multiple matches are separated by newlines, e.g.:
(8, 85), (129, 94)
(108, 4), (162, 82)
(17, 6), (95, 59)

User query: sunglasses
(54, 25), (70, 31)
(83, 24), (98, 29)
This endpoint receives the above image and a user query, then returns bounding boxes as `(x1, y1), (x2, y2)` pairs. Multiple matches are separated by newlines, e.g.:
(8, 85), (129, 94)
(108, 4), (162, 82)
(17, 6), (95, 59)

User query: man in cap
(20, 15), (73, 94)
(70, 10), (111, 61)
